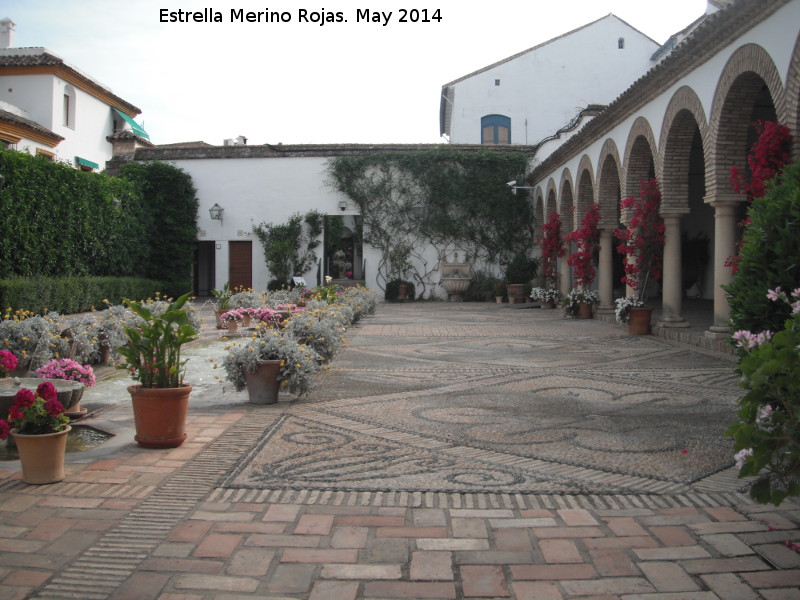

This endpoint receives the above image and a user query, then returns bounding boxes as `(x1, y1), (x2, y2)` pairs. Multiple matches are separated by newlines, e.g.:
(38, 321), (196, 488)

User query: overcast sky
(5, 0), (708, 146)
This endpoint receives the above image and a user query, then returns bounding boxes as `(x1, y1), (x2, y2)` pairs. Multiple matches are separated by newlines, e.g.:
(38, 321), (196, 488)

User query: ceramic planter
(243, 361), (282, 404)
(577, 302), (593, 319)
(128, 385), (191, 448)
(627, 306), (655, 335)
(13, 426), (70, 484)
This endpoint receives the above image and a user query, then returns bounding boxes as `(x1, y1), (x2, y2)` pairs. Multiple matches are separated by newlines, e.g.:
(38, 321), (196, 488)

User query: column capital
(661, 208), (690, 218)
(704, 193), (744, 208)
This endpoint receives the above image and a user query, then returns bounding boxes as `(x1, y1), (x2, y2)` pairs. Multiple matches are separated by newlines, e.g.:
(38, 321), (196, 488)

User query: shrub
(725, 159), (800, 336)
(385, 279), (415, 301)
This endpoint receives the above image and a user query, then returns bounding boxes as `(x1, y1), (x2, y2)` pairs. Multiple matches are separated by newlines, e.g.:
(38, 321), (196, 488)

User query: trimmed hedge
(0, 276), (191, 315)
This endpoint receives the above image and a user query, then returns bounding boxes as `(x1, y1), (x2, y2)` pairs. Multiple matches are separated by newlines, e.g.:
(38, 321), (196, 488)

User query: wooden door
(229, 241), (252, 291)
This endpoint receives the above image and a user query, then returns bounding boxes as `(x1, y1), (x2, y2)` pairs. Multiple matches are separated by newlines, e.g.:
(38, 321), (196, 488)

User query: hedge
(0, 276), (191, 315)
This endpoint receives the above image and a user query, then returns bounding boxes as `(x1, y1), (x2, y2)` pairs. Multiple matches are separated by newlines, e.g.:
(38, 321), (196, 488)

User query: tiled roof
(0, 107), (63, 141)
(0, 47), (142, 116)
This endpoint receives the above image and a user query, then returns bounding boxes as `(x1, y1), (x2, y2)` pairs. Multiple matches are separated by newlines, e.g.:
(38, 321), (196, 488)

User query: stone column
(597, 228), (614, 313)
(705, 195), (742, 336)
(659, 211), (690, 328)
(559, 253), (571, 298)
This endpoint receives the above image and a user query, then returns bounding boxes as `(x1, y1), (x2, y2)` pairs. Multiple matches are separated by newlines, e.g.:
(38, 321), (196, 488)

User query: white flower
(734, 448), (753, 470)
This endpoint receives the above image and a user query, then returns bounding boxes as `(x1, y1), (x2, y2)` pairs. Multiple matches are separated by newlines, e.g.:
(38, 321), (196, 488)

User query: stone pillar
(597, 228), (614, 313)
(659, 211), (690, 328)
(705, 195), (742, 336)
(559, 254), (571, 298)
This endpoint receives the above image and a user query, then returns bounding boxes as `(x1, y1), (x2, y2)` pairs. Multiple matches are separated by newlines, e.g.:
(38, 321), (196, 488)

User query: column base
(705, 328), (729, 339)
(658, 318), (690, 328)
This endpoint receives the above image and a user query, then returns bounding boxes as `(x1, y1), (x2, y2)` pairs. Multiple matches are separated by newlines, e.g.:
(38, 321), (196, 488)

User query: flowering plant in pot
(614, 180), (665, 334)
(0, 382), (71, 484)
(540, 211), (564, 299)
(116, 292), (199, 448)
(36, 358), (96, 414)
(614, 296), (647, 324)
(562, 289), (599, 318)
(530, 287), (560, 305)
(223, 328), (321, 403)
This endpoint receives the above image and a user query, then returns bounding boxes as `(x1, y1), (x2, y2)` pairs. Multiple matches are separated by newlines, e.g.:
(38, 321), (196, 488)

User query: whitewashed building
(0, 18), (150, 170)
(439, 14), (661, 147)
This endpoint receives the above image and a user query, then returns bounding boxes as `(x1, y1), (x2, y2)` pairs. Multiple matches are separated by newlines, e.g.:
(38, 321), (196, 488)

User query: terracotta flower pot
(506, 283), (526, 304)
(13, 426), (70, 485)
(226, 320), (239, 333)
(128, 385), (191, 448)
(627, 306), (655, 335)
(577, 302), (593, 319)
(243, 361), (282, 405)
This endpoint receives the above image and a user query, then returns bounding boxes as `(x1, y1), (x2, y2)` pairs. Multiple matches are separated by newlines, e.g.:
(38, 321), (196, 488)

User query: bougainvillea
(726, 121), (793, 273)
(567, 203), (601, 288)
(541, 212), (564, 288)
(614, 180), (665, 301)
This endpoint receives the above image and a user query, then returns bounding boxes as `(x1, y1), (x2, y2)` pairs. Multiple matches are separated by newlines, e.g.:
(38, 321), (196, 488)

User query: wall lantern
(338, 200), (347, 212)
(209, 203), (224, 223)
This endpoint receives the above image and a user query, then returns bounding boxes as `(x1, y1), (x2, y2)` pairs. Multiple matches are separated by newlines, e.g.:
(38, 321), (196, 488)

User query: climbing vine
(327, 148), (534, 295)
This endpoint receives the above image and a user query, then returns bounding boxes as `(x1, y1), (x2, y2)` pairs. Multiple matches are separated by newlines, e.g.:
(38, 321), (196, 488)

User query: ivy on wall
(327, 148), (534, 296)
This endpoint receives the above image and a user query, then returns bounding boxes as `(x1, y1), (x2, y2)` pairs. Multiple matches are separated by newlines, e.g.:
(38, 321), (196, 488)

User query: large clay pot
(128, 385), (191, 448)
(397, 283), (408, 300)
(627, 306), (655, 335)
(577, 302), (593, 319)
(244, 361), (282, 405)
(226, 320), (239, 333)
(13, 426), (71, 484)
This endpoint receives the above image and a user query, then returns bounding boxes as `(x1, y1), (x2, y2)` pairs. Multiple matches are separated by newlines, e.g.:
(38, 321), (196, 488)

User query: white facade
(0, 36), (148, 170)
(440, 15), (660, 147)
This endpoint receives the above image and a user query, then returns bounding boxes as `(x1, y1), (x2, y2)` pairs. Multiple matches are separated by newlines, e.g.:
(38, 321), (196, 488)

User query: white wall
(447, 16), (659, 146)
(168, 155), (384, 292)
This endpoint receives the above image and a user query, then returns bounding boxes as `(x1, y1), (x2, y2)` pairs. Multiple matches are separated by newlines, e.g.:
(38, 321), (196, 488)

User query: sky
(4, 0), (709, 146)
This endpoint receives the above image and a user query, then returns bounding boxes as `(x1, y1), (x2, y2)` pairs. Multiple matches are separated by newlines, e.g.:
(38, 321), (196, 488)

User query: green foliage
(727, 291), (800, 505)
(0, 276), (183, 315)
(253, 211), (323, 287)
(726, 159), (800, 335)
(385, 279), (415, 302)
(116, 292), (199, 388)
(504, 255), (539, 284)
(0, 150), (147, 279)
(464, 271), (504, 302)
(327, 148), (534, 293)
(118, 161), (199, 283)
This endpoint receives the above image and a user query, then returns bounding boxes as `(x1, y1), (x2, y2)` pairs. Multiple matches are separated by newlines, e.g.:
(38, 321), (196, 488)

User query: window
(481, 114), (511, 145)
(494, 79), (501, 86)
(63, 85), (76, 128)
(36, 148), (55, 161)
(618, 37), (625, 49)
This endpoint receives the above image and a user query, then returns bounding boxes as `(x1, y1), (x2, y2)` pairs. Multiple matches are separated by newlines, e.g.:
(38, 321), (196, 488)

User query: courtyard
(0, 301), (798, 599)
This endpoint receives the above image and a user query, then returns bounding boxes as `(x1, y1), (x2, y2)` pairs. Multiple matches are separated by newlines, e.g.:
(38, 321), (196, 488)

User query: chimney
(0, 18), (15, 49)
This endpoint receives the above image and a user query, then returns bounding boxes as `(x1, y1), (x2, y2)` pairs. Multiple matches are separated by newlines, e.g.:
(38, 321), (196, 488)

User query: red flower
(13, 388), (35, 408)
(44, 399), (65, 417)
(0, 420), (10, 440)
(36, 381), (58, 403)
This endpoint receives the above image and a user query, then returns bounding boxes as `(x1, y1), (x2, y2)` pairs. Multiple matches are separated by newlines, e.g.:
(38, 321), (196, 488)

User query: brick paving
(0, 302), (798, 599)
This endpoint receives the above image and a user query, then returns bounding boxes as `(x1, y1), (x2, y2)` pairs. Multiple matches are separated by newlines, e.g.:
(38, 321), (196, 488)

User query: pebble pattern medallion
(222, 303), (742, 495)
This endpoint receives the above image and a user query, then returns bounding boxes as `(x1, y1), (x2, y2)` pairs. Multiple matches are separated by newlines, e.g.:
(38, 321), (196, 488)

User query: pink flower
(0, 350), (18, 372)
(36, 381), (58, 403)
(767, 287), (783, 302)
(0, 420), (10, 440)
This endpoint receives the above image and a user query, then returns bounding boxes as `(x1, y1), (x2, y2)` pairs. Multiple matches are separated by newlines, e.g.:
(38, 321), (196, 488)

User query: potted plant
(116, 292), (199, 448)
(504, 254), (539, 304)
(530, 287), (560, 308)
(0, 381), (71, 484)
(566, 204), (601, 318)
(493, 281), (505, 304)
(220, 309), (243, 333)
(212, 282), (232, 329)
(614, 180), (665, 334)
(222, 329), (321, 404)
(562, 289), (599, 318)
(35, 358), (96, 416)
